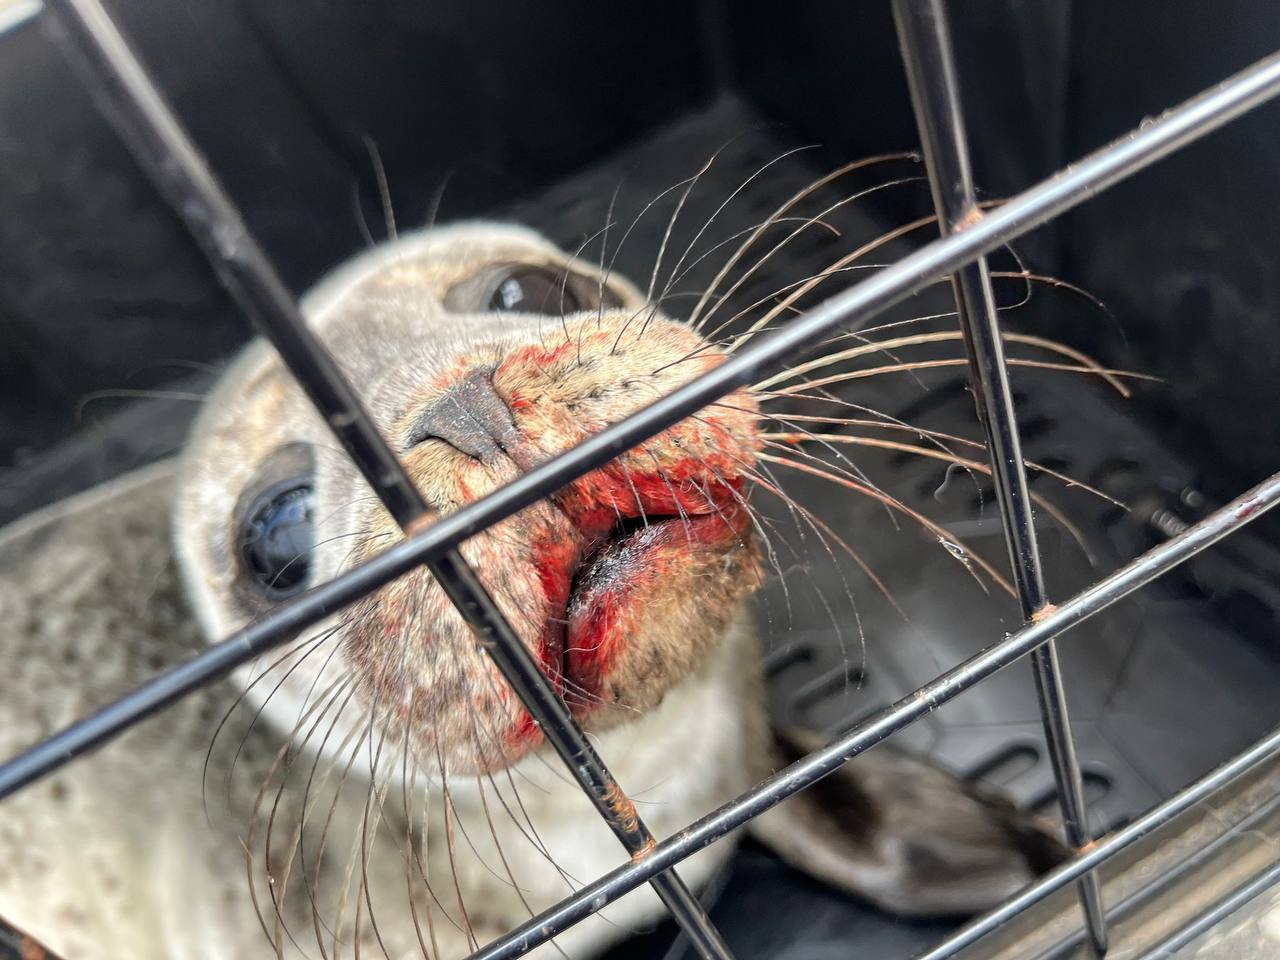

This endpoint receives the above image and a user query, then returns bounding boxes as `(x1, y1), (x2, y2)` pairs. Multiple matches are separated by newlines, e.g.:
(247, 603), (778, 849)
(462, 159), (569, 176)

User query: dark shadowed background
(3, 0), (1279, 508)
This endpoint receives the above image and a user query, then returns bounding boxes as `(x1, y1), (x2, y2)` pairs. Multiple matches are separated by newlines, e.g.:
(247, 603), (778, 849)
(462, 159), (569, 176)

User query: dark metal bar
(1131, 860), (1280, 960)
(914, 724), (1280, 960)
(428, 555), (736, 960)
(42, 0), (426, 527)
(4, 43), (1280, 801)
(457, 471), (1280, 960)
(37, 2), (733, 956)
(891, 0), (1108, 951)
(0, 912), (64, 960)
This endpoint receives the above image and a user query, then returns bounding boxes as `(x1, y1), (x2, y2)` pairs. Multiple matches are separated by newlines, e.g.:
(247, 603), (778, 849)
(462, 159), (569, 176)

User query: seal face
(168, 222), (1066, 960)
(176, 222), (761, 775)
(350, 308), (761, 773)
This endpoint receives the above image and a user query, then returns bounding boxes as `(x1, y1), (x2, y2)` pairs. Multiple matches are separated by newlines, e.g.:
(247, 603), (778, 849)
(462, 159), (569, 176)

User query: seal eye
(237, 479), (313, 597)
(487, 266), (582, 314)
(483, 265), (624, 315)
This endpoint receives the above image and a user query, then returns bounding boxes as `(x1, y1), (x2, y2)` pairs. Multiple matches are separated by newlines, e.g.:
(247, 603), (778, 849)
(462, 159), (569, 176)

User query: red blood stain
(558, 458), (744, 527)
(531, 533), (577, 685)
(422, 342), (757, 748)
(565, 506), (749, 702)
(503, 470), (749, 729)
(567, 596), (623, 700)
(428, 356), (479, 392)
(512, 709), (541, 745)
(499, 341), (576, 373)
(504, 531), (579, 748)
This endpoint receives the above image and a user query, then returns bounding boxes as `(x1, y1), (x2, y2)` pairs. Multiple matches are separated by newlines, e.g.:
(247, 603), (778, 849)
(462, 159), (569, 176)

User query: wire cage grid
(3, 0), (1280, 958)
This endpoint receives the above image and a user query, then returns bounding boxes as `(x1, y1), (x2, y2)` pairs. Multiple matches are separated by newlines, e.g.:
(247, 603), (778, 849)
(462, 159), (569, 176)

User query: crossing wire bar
(0, 0), (1276, 956)
(35, 0), (735, 957)
(462, 470), (1280, 960)
(5, 34), (1279, 807)
(0, 913), (63, 960)
(892, 0), (1109, 951)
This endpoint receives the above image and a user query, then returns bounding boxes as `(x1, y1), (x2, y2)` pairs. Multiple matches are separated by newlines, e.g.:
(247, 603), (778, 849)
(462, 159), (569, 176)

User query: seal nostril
(406, 368), (521, 464)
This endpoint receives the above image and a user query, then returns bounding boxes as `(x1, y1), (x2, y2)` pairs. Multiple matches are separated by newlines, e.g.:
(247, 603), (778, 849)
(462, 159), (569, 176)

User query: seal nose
(407, 368), (521, 463)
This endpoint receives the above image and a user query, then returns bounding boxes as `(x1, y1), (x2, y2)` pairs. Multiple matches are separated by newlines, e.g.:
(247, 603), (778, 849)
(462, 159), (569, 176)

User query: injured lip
(507, 493), (750, 748)
(512, 464), (752, 744)
(559, 505), (748, 705)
